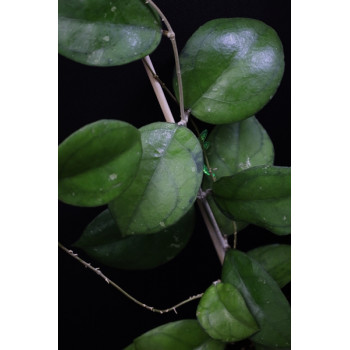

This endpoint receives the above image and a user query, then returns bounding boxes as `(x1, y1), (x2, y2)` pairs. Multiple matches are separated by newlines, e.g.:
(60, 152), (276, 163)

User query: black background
(58, 0), (291, 349)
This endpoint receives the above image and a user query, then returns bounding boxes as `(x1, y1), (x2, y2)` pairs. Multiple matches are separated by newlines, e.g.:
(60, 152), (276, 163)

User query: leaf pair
(59, 120), (203, 268)
(196, 248), (291, 347)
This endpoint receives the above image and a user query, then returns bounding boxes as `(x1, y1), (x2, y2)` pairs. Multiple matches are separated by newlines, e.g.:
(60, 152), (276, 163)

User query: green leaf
(202, 116), (274, 235)
(58, 0), (162, 66)
(212, 166), (291, 235)
(175, 18), (285, 124)
(247, 244), (291, 288)
(109, 122), (203, 235)
(58, 119), (142, 207)
(222, 249), (291, 348)
(124, 320), (225, 350)
(196, 282), (259, 342)
(74, 206), (195, 270)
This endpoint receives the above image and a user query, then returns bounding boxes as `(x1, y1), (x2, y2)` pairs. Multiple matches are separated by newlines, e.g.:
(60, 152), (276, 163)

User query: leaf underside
(74, 206), (195, 270)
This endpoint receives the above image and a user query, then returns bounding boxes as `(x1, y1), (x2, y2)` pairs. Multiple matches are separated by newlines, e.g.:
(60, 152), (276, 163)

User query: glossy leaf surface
(124, 320), (225, 350)
(58, 120), (142, 207)
(247, 244), (291, 288)
(74, 206), (195, 270)
(202, 116), (274, 235)
(196, 282), (259, 342)
(58, 0), (162, 66)
(222, 249), (291, 348)
(213, 166), (291, 235)
(109, 122), (203, 235)
(175, 18), (284, 124)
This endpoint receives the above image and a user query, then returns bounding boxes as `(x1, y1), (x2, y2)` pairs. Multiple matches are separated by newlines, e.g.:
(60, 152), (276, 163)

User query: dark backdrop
(58, 0), (291, 349)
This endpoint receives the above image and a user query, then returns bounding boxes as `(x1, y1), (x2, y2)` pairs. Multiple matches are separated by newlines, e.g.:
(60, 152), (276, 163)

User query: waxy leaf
(109, 122), (203, 235)
(247, 244), (291, 288)
(202, 116), (274, 235)
(74, 206), (195, 270)
(196, 282), (259, 342)
(124, 320), (225, 350)
(222, 249), (291, 348)
(58, 120), (142, 207)
(58, 0), (162, 66)
(175, 18), (284, 124)
(213, 166), (291, 235)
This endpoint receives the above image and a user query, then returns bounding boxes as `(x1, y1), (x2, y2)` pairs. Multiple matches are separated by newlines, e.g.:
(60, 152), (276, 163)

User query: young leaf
(58, 119), (142, 207)
(222, 249), (291, 348)
(58, 0), (162, 66)
(124, 320), (225, 350)
(109, 122), (203, 235)
(202, 116), (274, 235)
(74, 206), (195, 270)
(174, 18), (284, 124)
(196, 282), (259, 342)
(247, 244), (291, 288)
(212, 166), (291, 235)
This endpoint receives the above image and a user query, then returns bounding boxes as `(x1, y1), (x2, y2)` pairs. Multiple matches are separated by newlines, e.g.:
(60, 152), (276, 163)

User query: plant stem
(142, 56), (175, 123)
(59, 242), (202, 314)
(142, 56), (229, 265)
(196, 189), (230, 264)
(145, 0), (186, 124)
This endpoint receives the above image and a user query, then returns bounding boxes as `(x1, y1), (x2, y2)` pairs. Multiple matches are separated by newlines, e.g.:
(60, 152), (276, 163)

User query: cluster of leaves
(59, 0), (291, 349)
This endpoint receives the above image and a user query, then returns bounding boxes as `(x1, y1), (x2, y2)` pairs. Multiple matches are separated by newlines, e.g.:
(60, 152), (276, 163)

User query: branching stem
(59, 242), (202, 314)
(145, 0), (186, 124)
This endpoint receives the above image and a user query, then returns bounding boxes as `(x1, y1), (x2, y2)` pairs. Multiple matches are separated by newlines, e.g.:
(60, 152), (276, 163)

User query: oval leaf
(125, 320), (225, 350)
(222, 249), (291, 348)
(247, 244), (291, 288)
(58, 119), (142, 207)
(196, 282), (259, 342)
(212, 166), (291, 235)
(109, 122), (203, 235)
(175, 18), (284, 124)
(202, 116), (274, 235)
(74, 206), (195, 270)
(58, 0), (162, 66)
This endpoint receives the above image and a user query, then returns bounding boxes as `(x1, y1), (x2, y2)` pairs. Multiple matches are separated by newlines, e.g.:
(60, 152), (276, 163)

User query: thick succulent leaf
(74, 206), (195, 270)
(58, 120), (142, 207)
(58, 0), (162, 66)
(175, 18), (284, 124)
(212, 166), (291, 235)
(202, 116), (274, 235)
(196, 282), (259, 342)
(109, 122), (203, 235)
(247, 244), (291, 288)
(222, 249), (291, 348)
(124, 320), (225, 350)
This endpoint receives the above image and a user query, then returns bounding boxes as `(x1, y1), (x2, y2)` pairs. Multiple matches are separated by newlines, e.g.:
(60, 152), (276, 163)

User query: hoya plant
(58, 0), (291, 349)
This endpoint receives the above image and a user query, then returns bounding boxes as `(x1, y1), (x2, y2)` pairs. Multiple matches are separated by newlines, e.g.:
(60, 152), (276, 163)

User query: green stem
(59, 242), (203, 314)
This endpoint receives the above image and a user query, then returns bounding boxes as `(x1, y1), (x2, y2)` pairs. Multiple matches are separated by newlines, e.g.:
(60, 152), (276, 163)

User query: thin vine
(58, 242), (203, 314)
